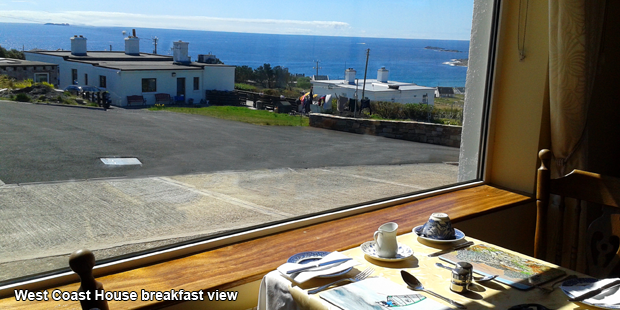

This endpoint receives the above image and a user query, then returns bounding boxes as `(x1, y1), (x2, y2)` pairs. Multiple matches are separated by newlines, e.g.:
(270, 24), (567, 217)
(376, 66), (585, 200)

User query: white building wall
(202, 66), (235, 91)
(311, 82), (435, 105)
(120, 70), (203, 106)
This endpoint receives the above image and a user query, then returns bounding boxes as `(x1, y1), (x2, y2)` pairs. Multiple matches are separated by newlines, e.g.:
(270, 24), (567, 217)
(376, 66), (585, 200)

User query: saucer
(413, 225), (466, 243)
(360, 241), (414, 262)
(287, 251), (352, 278)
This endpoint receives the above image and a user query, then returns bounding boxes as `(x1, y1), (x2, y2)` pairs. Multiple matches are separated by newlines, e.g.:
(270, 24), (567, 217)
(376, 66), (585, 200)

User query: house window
(84, 74), (88, 85)
(142, 78), (157, 92)
(71, 69), (77, 85)
(34, 73), (49, 83)
(99, 75), (107, 88)
(194, 77), (199, 90)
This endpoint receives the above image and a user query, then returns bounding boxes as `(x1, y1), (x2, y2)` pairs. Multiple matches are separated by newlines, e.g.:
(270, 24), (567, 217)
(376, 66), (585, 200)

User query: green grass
(148, 106), (309, 126)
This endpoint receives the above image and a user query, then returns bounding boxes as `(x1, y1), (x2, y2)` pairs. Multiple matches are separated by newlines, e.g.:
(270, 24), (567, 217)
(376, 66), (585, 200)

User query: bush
(370, 101), (404, 119)
(235, 83), (257, 92)
(403, 103), (433, 121)
(38, 95), (47, 101)
(263, 89), (279, 96)
(297, 77), (312, 89)
(14, 93), (30, 102)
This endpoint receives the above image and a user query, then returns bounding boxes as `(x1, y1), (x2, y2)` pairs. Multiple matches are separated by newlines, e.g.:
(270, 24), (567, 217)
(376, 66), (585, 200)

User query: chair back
(536, 149), (620, 276)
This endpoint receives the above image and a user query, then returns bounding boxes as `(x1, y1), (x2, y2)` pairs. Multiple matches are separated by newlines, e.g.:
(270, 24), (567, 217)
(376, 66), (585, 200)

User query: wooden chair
(536, 149), (620, 276)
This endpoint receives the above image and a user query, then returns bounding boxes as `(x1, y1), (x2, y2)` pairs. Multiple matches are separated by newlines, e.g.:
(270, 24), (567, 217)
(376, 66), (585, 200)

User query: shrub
(297, 77), (312, 89)
(38, 95), (47, 101)
(13, 79), (33, 89)
(263, 89), (279, 96)
(370, 101), (404, 119)
(403, 103), (433, 121)
(14, 93), (30, 102)
(234, 83), (257, 92)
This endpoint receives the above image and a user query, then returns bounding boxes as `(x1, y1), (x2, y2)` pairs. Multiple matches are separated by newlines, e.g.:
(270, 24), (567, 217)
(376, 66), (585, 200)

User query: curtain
(547, 0), (606, 272)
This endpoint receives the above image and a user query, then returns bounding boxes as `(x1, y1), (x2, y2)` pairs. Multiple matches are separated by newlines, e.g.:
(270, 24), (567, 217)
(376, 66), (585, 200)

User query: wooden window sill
(0, 184), (531, 309)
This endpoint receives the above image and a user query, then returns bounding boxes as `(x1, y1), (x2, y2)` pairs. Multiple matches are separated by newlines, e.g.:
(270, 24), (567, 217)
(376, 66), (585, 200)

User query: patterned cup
(421, 213), (456, 240)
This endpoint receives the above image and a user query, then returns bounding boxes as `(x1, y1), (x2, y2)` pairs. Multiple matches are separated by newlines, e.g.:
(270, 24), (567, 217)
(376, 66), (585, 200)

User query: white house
(25, 35), (235, 107)
(310, 67), (435, 105)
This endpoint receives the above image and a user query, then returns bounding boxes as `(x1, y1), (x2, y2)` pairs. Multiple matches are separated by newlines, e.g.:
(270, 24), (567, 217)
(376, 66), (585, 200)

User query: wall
(202, 66), (235, 91)
(312, 82), (435, 105)
(0, 65), (58, 86)
(119, 69), (203, 106)
(309, 114), (461, 148)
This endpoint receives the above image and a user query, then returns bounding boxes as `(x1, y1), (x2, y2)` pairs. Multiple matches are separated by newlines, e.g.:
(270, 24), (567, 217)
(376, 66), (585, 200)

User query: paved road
(0, 101), (461, 281)
(0, 101), (459, 184)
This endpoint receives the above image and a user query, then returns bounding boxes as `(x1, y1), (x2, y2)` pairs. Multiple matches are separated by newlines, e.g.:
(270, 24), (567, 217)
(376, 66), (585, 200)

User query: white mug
(373, 222), (398, 258)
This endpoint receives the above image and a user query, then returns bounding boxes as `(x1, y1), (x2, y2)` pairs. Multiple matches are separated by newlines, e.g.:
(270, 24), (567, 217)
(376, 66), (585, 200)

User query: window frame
(141, 78), (157, 92)
(0, 0), (501, 296)
(99, 75), (107, 88)
(34, 73), (49, 84)
(71, 68), (77, 85)
(194, 76), (199, 90)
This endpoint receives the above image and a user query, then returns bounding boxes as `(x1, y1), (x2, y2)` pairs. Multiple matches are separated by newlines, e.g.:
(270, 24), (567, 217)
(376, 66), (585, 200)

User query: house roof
(436, 87), (455, 94)
(24, 51), (234, 71)
(0, 58), (58, 67)
(311, 79), (435, 92)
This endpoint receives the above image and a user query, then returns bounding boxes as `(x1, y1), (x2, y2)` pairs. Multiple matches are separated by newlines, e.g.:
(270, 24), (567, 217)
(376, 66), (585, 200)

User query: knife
(286, 258), (352, 274)
(427, 241), (474, 257)
(568, 279), (620, 302)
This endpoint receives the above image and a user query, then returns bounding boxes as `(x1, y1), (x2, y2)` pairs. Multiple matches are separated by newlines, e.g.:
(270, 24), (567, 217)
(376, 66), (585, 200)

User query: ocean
(0, 22), (468, 87)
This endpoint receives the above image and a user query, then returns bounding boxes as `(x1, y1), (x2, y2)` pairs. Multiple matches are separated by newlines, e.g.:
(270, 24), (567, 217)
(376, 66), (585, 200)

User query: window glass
(34, 73), (48, 83)
(0, 0), (492, 285)
(142, 78), (156, 92)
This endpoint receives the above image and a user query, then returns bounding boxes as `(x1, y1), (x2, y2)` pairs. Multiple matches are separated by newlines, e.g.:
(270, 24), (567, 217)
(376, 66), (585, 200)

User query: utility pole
(361, 48), (370, 116)
(313, 60), (321, 77)
(152, 37), (158, 54)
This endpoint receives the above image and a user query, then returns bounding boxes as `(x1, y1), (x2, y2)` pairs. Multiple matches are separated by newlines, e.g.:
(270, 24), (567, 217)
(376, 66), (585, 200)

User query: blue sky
(0, 0), (474, 40)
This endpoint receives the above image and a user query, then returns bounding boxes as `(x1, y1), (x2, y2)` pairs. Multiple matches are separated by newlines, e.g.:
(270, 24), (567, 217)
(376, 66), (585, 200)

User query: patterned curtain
(547, 0), (606, 271)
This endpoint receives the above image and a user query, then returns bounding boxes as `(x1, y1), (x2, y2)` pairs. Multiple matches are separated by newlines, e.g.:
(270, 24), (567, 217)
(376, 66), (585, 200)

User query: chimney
(124, 38), (140, 56)
(70, 35), (87, 56)
(173, 40), (191, 64)
(345, 68), (356, 85)
(377, 67), (389, 83)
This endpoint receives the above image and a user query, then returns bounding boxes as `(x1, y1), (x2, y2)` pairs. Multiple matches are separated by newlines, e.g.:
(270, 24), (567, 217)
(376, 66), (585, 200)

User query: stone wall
(0, 65), (59, 86)
(309, 114), (461, 148)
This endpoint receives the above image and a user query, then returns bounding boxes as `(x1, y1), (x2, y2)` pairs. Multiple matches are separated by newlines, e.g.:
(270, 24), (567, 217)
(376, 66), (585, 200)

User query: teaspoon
(401, 270), (467, 309)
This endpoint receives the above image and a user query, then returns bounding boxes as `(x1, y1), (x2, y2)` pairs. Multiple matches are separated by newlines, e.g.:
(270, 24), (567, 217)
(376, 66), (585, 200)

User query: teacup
(421, 213), (455, 240)
(373, 222), (398, 258)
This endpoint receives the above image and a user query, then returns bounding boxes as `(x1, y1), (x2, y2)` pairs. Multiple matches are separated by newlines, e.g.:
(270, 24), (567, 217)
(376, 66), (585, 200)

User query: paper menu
(320, 277), (450, 310)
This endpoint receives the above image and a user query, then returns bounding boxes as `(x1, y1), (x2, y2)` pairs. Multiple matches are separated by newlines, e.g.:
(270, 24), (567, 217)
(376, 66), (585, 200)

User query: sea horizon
(0, 22), (469, 87)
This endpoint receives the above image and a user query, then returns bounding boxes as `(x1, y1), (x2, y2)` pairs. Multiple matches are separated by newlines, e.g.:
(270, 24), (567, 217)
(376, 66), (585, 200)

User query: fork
(308, 267), (374, 294)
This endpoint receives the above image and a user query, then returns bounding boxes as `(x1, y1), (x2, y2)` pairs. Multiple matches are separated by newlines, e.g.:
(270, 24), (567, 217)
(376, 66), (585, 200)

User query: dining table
(257, 229), (601, 310)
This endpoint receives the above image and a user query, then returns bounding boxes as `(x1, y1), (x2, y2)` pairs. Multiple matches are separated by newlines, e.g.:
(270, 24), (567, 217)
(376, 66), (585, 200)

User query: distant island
(44, 23), (70, 26)
(443, 59), (468, 67)
(425, 46), (462, 53)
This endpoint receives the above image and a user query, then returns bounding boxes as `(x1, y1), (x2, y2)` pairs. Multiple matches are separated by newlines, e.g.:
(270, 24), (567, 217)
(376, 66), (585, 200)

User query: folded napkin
(277, 251), (360, 283)
(564, 278), (620, 305)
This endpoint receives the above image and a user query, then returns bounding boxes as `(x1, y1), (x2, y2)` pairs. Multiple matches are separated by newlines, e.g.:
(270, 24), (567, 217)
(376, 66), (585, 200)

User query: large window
(0, 0), (496, 292)
(141, 78), (156, 92)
